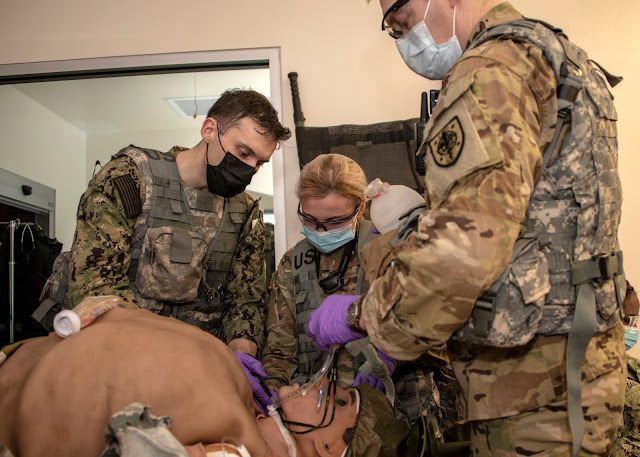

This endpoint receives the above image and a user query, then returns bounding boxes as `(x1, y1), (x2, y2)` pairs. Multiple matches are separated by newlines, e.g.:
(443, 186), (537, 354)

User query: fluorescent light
(164, 96), (219, 118)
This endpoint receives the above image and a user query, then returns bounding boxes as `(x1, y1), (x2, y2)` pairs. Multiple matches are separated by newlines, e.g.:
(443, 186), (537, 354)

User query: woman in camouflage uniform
(246, 154), (459, 445)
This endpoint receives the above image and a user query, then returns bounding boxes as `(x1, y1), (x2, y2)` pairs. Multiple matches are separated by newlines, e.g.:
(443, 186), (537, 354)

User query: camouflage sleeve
(67, 157), (144, 308)
(260, 249), (299, 390)
(221, 197), (268, 350)
(362, 44), (557, 361)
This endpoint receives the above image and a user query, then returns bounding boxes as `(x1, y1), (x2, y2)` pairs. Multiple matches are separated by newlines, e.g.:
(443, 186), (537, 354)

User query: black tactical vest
(118, 146), (252, 335)
(292, 220), (377, 378)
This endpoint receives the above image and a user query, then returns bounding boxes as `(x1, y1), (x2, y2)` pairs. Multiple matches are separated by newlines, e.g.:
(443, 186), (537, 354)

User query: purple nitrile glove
(371, 226), (380, 234)
(234, 352), (277, 414)
(352, 348), (398, 391)
(307, 295), (363, 352)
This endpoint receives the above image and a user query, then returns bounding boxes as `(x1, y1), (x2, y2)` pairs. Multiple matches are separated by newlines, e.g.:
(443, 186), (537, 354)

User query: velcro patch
(112, 174), (142, 219)
(424, 94), (496, 205)
(429, 116), (464, 167)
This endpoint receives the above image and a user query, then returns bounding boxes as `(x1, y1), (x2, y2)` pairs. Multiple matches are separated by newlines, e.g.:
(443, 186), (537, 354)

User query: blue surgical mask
(396, 0), (462, 80)
(301, 224), (355, 254)
(625, 326), (639, 351)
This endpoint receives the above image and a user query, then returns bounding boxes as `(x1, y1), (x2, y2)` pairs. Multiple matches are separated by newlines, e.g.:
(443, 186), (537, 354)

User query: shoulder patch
(429, 116), (464, 167)
(423, 93), (501, 205)
(112, 174), (142, 219)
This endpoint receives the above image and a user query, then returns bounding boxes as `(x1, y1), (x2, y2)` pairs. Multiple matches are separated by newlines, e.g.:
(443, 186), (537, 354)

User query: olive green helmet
(344, 384), (411, 457)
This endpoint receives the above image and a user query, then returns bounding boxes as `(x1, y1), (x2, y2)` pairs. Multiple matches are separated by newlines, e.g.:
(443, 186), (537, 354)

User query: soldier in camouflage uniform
(64, 89), (290, 356)
(307, 1), (627, 455)
(256, 154), (459, 442)
(612, 282), (640, 457)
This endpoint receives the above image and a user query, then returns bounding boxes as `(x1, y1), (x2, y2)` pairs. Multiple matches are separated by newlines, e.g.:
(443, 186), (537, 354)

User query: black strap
(314, 239), (357, 294)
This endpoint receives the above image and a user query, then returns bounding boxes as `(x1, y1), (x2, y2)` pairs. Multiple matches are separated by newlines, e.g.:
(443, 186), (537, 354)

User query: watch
(345, 299), (366, 336)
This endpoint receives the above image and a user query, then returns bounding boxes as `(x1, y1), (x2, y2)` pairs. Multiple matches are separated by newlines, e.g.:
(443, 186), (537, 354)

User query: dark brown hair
(207, 89), (291, 145)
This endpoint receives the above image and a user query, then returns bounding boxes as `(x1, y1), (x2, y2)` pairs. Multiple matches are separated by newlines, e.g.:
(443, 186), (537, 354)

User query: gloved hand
(352, 348), (398, 391)
(307, 295), (363, 352)
(234, 352), (277, 414)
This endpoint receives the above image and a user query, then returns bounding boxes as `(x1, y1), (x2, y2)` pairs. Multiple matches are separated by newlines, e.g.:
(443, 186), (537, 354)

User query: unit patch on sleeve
(429, 116), (464, 167)
(423, 93), (499, 205)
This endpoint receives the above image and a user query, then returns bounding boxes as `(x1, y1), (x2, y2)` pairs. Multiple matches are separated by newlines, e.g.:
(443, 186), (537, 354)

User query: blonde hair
(296, 154), (367, 207)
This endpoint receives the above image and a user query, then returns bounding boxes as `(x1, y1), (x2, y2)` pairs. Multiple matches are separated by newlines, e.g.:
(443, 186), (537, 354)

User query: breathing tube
(268, 344), (339, 411)
(263, 345), (340, 457)
(345, 337), (395, 406)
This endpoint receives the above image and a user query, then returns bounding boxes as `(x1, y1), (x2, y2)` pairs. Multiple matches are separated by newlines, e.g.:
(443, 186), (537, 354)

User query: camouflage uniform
(261, 223), (458, 439)
(101, 402), (187, 457)
(68, 146), (267, 347)
(612, 353), (640, 457)
(359, 3), (625, 455)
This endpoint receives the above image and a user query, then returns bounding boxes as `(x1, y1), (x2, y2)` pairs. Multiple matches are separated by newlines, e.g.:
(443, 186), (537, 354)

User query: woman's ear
(356, 199), (368, 221)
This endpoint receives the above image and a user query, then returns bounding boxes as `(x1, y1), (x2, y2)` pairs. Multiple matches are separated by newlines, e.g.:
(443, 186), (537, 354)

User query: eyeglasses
(624, 315), (639, 328)
(297, 202), (362, 232)
(381, 0), (410, 39)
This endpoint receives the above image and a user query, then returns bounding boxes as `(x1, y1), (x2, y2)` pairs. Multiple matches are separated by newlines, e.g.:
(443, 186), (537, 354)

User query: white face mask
(396, 0), (462, 80)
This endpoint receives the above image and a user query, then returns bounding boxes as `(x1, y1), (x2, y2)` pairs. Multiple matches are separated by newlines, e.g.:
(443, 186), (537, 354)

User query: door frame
(0, 47), (288, 260)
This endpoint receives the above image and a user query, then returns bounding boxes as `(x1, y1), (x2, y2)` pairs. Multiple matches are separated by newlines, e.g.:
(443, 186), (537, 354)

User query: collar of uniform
(169, 145), (188, 159)
(466, 2), (524, 49)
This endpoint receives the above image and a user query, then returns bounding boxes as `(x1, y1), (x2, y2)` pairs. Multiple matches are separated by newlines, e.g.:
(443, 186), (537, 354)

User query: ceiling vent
(165, 96), (219, 118)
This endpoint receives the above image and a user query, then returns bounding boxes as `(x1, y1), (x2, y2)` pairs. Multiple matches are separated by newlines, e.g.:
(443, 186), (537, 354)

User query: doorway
(0, 48), (287, 343)
(0, 47), (286, 251)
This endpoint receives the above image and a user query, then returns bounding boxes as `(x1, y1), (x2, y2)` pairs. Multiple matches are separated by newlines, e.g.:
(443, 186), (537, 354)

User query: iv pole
(9, 220), (17, 344)
(1, 219), (19, 344)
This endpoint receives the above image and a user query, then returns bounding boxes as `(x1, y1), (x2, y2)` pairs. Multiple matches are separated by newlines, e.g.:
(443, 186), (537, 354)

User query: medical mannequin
(0, 305), (361, 457)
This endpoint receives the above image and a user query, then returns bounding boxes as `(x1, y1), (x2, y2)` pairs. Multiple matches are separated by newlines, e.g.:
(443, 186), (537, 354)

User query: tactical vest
(292, 220), (377, 378)
(116, 146), (252, 335)
(452, 19), (625, 346)
(450, 19), (625, 456)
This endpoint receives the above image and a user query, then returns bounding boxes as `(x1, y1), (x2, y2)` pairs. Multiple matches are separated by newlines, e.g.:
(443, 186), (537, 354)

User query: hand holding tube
(233, 352), (276, 414)
(353, 348), (398, 391)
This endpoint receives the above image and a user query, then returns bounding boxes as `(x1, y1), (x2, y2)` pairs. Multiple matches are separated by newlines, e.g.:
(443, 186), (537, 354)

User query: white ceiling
(12, 68), (271, 134)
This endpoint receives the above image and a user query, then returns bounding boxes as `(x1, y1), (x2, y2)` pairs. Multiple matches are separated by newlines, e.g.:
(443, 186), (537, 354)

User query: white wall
(0, 86), (86, 249)
(0, 0), (638, 281)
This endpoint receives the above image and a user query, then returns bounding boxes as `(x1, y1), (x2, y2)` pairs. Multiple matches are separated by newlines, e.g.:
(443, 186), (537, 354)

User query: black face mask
(206, 134), (256, 198)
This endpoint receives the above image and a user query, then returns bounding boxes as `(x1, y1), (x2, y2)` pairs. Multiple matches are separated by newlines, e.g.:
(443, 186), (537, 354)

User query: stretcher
(287, 72), (424, 193)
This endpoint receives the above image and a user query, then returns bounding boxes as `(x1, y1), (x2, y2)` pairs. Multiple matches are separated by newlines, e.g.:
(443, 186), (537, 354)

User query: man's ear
(201, 117), (217, 143)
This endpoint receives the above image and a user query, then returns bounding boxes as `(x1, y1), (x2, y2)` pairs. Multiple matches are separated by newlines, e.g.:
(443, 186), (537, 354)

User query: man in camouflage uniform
(65, 89), (290, 356)
(307, 1), (626, 455)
